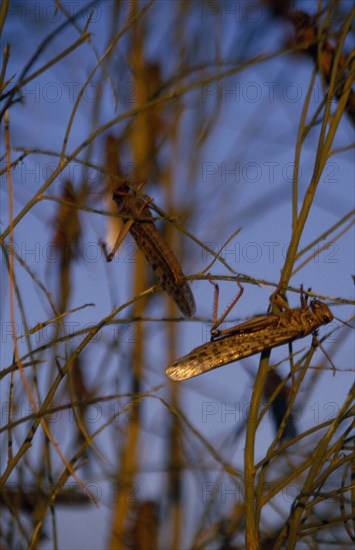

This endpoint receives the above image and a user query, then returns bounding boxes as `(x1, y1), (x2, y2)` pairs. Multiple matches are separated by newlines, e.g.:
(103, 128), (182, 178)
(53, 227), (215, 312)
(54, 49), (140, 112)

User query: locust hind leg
(269, 282), (290, 312)
(209, 277), (244, 340)
(100, 219), (135, 262)
(101, 181), (150, 262)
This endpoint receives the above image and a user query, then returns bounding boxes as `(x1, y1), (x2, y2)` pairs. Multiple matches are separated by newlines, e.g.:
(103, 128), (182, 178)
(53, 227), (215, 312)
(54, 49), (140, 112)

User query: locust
(101, 181), (196, 318)
(166, 281), (333, 381)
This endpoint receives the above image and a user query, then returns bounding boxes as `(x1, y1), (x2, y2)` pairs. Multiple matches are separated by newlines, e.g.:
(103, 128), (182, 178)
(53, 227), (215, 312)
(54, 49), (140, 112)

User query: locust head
(112, 182), (129, 203)
(310, 300), (334, 324)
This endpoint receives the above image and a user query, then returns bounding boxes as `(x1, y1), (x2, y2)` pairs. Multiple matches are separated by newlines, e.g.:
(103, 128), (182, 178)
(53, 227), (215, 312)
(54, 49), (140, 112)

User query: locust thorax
(310, 300), (334, 324)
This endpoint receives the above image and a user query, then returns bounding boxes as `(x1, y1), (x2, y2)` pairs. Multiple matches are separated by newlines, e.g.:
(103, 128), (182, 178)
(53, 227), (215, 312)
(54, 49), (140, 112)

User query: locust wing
(166, 325), (301, 381)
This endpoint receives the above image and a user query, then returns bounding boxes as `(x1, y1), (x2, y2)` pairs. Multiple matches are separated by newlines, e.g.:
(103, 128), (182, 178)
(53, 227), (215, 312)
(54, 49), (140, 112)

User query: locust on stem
(101, 181), (196, 318)
(166, 281), (333, 381)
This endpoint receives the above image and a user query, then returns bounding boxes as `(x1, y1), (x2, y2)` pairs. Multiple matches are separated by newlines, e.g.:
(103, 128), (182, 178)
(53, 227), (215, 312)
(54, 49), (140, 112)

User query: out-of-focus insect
(101, 181), (196, 318)
(166, 281), (333, 381)
(52, 180), (82, 313)
(123, 500), (159, 550)
(288, 10), (355, 126)
(263, 369), (297, 440)
(53, 180), (81, 262)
